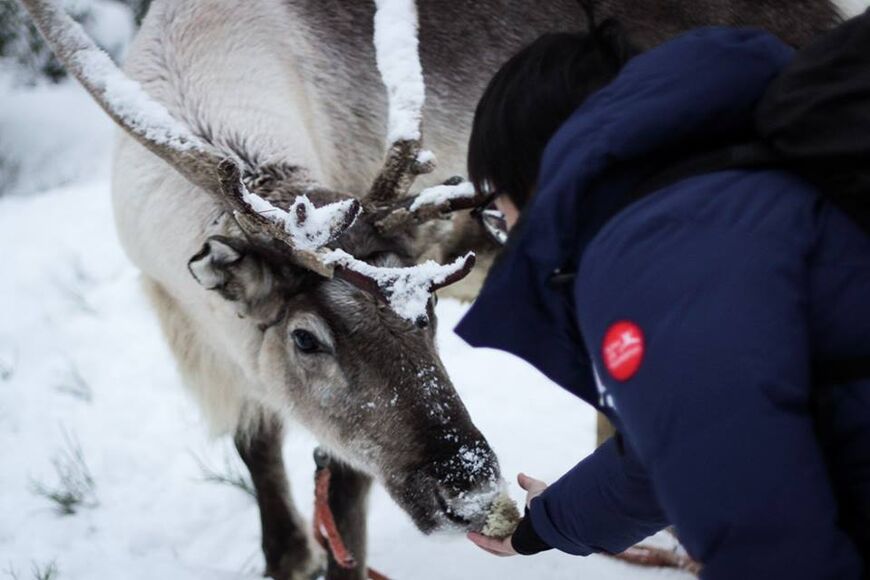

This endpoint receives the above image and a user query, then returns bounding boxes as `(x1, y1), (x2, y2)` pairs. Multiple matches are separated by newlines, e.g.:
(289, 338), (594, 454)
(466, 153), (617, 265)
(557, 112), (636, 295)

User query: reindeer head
(187, 222), (501, 533)
(20, 0), (502, 533)
(185, 170), (497, 532)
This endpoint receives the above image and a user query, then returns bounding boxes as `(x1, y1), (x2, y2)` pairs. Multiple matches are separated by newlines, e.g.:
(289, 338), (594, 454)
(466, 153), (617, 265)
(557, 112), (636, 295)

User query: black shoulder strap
(631, 143), (870, 385)
(551, 133), (870, 385)
(815, 357), (870, 385)
(632, 141), (783, 200)
(548, 141), (783, 287)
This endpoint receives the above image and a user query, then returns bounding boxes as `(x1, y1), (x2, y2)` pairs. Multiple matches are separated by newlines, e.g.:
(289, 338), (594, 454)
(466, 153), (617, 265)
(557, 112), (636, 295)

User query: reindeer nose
(425, 437), (500, 496)
(435, 477), (503, 529)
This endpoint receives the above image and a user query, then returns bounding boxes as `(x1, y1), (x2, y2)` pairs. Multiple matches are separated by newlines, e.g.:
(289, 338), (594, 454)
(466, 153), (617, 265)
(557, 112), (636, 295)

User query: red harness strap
(614, 545), (702, 575)
(313, 464), (391, 580)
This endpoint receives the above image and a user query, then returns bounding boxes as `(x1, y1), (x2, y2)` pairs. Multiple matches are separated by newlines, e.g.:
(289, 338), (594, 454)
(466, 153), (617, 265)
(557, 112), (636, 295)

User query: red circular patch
(602, 321), (645, 382)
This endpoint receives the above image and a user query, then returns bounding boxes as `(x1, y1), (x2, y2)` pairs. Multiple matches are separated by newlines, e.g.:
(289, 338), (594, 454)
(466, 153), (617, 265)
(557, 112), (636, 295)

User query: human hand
(467, 473), (548, 557)
(517, 472), (547, 508)
(467, 530), (517, 557)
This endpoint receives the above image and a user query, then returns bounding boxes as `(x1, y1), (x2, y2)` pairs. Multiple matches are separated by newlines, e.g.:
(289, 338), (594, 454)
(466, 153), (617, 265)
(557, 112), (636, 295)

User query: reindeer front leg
(314, 449), (373, 580)
(235, 415), (321, 580)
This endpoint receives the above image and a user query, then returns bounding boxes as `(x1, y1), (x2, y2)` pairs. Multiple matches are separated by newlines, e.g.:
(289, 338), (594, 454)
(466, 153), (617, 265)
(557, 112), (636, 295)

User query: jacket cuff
(527, 494), (597, 556)
(510, 507), (552, 555)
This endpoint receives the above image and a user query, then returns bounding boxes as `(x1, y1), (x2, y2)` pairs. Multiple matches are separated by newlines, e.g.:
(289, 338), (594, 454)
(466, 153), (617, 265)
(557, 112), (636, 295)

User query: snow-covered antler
(216, 162), (360, 278)
(326, 250), (476, 327)
(363, 5), (487, 236)
(19, 0), (474, 324)
(16, 0), (360, 279)
(375, 178), (488, 233)
(338, 0), (477, 325)
(16, 0), (222, 192)
(366, 0), (436, 204)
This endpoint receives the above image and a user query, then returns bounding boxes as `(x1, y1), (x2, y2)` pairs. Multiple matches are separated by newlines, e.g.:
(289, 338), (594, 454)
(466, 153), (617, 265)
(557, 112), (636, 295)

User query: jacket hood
(455, 27), (794, 402)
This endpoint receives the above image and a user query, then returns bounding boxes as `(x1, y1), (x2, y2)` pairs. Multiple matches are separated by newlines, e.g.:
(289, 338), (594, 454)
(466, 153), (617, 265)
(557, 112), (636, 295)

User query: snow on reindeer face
(188, 216), (501, 534)
(310, 258), (502, 533)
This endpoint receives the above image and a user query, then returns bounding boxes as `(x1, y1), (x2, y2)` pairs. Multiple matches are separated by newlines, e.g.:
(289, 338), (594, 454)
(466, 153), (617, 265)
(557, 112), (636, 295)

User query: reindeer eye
(291, 329), (320, 353)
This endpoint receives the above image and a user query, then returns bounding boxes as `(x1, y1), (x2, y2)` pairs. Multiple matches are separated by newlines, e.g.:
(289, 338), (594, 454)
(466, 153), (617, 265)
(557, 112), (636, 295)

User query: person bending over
(459, 10), (870, 579)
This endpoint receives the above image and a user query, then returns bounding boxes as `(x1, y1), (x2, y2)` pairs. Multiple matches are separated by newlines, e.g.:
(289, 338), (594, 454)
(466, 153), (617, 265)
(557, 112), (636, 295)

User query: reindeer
(19, 0), (853, 578)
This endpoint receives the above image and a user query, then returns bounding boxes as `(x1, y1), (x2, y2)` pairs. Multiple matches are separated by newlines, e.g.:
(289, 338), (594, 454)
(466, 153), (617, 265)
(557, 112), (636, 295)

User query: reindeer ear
(188, 236), (279, 317)
(188, 237), (243, 292)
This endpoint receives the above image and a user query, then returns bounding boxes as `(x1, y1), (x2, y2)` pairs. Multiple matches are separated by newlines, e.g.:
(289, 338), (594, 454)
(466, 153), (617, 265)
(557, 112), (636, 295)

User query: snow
(0, 0), (137, 197)
(0, 76), (114, 197)
(241, 189), (360, 251)
(837, 0), (870, 17)
(240, 188), (277, 216)
(416, 149), (437, 167)
(72, 48), (197, 150)
(410, 181), (476, 212)
(287, 197), (360, 250)
(373, 0), (426, 143)
(325, 250), (475, 323)
(82, 0), (136, 63)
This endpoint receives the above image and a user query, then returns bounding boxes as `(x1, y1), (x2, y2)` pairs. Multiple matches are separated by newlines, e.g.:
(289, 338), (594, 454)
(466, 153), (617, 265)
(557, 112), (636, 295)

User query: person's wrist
(510, 505), (552, 555)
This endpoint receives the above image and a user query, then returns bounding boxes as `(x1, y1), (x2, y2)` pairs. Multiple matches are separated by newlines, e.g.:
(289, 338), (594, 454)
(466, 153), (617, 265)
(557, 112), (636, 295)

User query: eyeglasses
(470, 192), (509, 246)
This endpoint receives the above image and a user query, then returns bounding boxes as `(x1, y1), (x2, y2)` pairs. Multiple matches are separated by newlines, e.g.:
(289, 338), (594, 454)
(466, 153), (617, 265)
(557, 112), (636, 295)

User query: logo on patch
(602, 321), (645, 381)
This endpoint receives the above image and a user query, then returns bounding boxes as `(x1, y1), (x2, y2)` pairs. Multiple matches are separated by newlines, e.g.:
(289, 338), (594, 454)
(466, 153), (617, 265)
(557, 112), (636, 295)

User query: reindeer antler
(328, 250), (476, 327)
(366, 0), (435, 204)
(19, 0), (475, 325)
(374, 178), (490, 232)
(365, 0), (437, 205)
(361, 2), (489, 241)
(368, 140), (437, 203)
(363, 2), (489, 236)
(216, 161), (361, 278)
(17, 0), (224, 193)
(16, 0), (362, 279)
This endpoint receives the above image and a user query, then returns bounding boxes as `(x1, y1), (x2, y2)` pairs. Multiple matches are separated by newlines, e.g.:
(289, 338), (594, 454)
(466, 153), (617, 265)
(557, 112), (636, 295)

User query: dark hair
(467, 20), (637, 210)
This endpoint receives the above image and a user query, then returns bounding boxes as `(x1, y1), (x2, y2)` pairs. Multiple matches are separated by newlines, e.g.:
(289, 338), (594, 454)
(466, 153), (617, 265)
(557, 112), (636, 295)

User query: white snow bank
(836, 0), (870, 17)
(373, 0), (425, 143)
(0, 78), (114, 197)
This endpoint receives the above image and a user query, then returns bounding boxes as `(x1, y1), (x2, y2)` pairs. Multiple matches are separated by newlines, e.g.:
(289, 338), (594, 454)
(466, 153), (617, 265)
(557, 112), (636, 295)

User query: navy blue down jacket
(455, 27), (870, 578)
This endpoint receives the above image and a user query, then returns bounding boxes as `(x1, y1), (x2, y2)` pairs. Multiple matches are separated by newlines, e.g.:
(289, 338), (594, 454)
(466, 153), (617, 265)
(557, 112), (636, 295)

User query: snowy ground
(0, 82), (691, 580)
